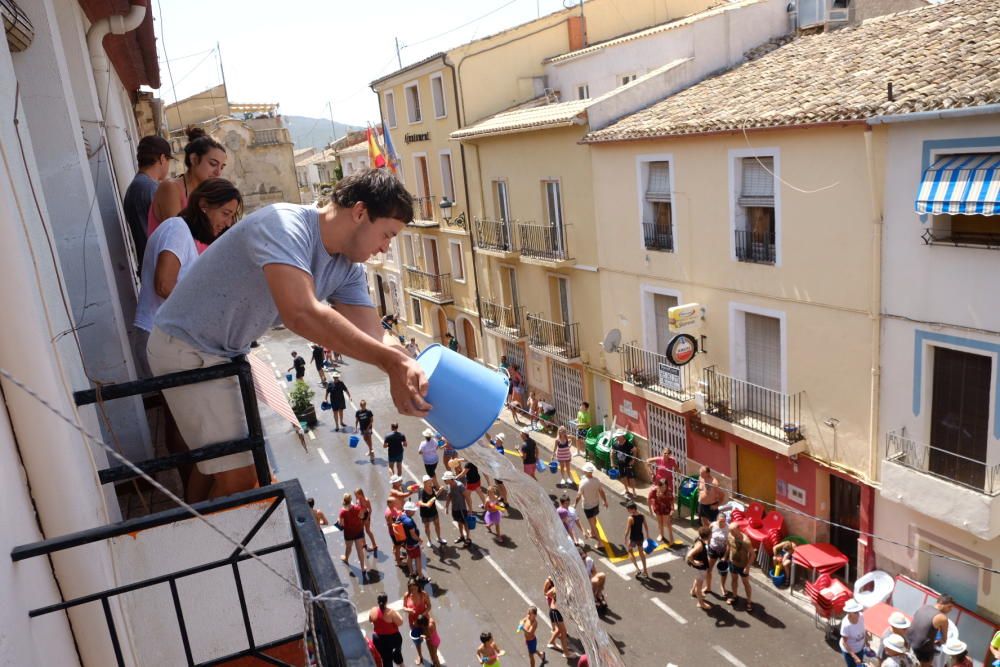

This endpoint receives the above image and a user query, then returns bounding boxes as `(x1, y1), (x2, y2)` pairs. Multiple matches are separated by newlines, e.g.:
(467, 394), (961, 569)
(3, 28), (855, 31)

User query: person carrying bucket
(418, 429), (443, 481)
(623, 501), (651, 579)
(355, 399), (376, 462)
(442, 471), (471, 546)
(519, 428), (539, 479)
(399, 502), (425, 582)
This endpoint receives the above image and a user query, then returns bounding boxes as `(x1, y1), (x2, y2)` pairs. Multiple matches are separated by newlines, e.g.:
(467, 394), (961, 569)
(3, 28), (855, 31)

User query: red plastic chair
(805, 574), (852, 637)
(732, 501), (765, 530)
(745, 510), (785, 548)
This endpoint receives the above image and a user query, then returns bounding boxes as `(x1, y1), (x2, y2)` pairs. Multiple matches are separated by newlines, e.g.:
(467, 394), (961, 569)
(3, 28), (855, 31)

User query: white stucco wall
(545, 0), (790, 103)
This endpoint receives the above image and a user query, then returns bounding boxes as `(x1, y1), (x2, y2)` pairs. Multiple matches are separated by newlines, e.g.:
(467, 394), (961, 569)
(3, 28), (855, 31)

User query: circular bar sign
(665, 334), (698, 366)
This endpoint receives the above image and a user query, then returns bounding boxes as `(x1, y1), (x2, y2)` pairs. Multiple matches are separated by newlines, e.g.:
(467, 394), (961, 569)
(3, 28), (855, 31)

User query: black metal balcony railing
(73, 357), (270, 487)
(518, 222), (570, 261)
(703, 366), (803, 444)
(642, 222), (674, 252)
(405, 267), (453, 303)
(921, 228), (1000, 250)
(481, 299), (525, 339)
(413, 195), (437, 222)
(735, 229), (776, 264)
(12, 481), (372, 666)
(620, 342), (694, 401)
(527, 314), (580, 360)
(474, 218), (515, 253)
(885, 431), (1000, 496)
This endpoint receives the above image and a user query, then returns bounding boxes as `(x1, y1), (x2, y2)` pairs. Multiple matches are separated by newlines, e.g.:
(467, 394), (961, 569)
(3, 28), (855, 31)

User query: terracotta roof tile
(584, 0), (1000, 142)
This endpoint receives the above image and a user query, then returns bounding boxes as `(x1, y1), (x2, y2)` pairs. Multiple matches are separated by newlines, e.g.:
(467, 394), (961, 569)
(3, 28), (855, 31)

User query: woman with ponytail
(368, 593), (404, 665)
(148, 126), (227, 249)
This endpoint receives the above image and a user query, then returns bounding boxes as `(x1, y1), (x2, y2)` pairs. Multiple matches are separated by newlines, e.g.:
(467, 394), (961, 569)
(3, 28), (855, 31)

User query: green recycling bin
(677, 475), (699, 521)
(593, 432), (613, 471)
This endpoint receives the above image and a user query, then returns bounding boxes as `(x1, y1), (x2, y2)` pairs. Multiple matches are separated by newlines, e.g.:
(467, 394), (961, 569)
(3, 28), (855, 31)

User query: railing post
(235, 355), (270, 488)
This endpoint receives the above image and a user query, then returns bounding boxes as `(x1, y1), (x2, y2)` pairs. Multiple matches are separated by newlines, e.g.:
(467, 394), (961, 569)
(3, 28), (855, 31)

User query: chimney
(567, 14), (587, 51)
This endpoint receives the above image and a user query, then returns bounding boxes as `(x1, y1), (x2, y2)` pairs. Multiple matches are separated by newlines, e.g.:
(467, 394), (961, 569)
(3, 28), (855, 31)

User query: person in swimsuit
(623, 501), (650, 578)
(308, 497), (328, 526)
(148, 127), (226, 249)
(697, 465), (725, 528)
(355, 487), (378, 555)
(400, 502), (425, 582)
(704, 512), (731, 598)
(647, 476), (676, 546)
(368, 593), (404, 666)
(413, 614), (442, 667)
(385, 498), (406, 566)
(338, 493), (367, 582)
(310, 344), (327, 385)
(518, 606), (546, 667)
(554, 425), (574, 486)
(418, 475), (447, 548)
(483, 485), (504, 541)
(726, 523), (755, 612)
(402, 577), (431, 662)
(686, 525), (712, 610)
(556, 494), (581, 546)
(542, 578), (576, 659)
(325, 372), (351, 431)
(476, 631), (505, 666)
(578, 546), (607, 609)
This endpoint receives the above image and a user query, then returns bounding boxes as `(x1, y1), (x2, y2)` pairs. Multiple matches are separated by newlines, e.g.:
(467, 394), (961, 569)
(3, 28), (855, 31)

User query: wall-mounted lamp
(439, 197), (466, 229)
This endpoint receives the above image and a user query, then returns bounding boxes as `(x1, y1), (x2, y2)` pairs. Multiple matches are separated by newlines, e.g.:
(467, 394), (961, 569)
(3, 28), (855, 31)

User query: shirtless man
(697, 465), (725, 528)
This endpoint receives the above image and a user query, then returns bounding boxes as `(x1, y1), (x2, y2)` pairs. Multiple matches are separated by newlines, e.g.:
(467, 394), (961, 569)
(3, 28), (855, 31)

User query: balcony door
(500, 265), (519, 309)
(415, 155), (432, 219)
(653, 293), (678, 356)
(422, 237), (441, 275)
(549, 275), (571, 324)
(542, 180), (564, 253)
(743, 312), (782, 423)
(930, 347), (990, 490)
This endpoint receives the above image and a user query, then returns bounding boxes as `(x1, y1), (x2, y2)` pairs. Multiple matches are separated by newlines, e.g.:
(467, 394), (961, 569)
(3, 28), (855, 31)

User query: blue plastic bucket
(417, 344), (508, 449)
(608, 468), (620, 480)
(465, 514), (477, 530)
(644, 538), (657, 554)
(536, 460), (545, 473)
(285, 373), (293, 382)
(348, 435), (359, 448)
(549, 461), (559, 473)
(495, 445), (505, 455)
(320, 401), (331, 411)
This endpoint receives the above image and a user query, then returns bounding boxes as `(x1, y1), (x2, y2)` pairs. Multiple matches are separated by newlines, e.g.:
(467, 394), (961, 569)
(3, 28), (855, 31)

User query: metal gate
(550, 361), (583, 429)
(647, 403), (687, 493)
(501, 340), (527, 386)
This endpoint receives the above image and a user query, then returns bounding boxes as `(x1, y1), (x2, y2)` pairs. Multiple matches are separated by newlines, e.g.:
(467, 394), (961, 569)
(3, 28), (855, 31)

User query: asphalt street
(255, 328), (844, 667)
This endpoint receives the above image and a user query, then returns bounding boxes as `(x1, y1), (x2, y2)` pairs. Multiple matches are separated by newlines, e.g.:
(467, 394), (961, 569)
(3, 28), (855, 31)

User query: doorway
(461, 318), (478, 359)
(829, 475), (860, 582)
(736, 445), (776, 507)
(415, 155), (432, 219)
(375, 274), (387, 317)
(422, 237), (441, 275)
(436, 308), (448, 345)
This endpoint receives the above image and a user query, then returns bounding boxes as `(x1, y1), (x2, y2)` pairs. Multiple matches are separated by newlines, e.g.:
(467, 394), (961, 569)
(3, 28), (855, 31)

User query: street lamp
(439, 196), (466, 229)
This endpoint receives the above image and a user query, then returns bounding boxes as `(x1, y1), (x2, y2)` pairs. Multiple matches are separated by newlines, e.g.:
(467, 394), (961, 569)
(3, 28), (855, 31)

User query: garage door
(551, 361), (583, 429)
(647, 403), (687, 493)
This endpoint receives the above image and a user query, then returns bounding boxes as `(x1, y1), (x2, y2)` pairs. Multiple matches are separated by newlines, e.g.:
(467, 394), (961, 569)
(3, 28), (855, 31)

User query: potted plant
(289, 380), (318, 428)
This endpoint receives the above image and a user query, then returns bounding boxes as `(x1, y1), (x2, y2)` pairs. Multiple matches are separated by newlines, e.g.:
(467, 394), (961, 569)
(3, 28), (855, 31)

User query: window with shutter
(744, 313), (781, 392)
(653, 293), (678, 355)
(646, 162), (671, 202)
(739, 157), (774, 207)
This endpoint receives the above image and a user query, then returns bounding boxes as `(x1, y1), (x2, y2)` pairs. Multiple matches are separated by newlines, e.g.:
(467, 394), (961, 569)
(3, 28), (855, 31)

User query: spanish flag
(367, 126), (387, 169)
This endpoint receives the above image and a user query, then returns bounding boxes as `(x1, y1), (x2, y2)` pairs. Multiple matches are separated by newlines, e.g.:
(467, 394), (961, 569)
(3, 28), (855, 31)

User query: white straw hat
(843, 599), (863, 614)
(882, 634), (907, 653)
(422, 428), (435, 438)
(888, 612), (910, 630)
(942, 640), (967, 656)
(495, 432), (506, 441)
(583, 463), (596, 473)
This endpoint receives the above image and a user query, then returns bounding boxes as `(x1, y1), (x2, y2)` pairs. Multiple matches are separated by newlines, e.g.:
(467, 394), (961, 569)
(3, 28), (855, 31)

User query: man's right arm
(263, 263), (429, 415)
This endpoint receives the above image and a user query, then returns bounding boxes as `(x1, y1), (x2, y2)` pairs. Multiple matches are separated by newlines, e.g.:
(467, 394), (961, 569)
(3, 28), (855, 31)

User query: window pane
(385, 92), (397, 127)
(646, 162), (671, 202)
(744, 313), (781, 392)
(406, 85), (421, 122)
(411, 297), (423, 327)
(450, 243), (464, 281)
(432, 77), (446, 117)
(440, 154), (455, 201)
(931, 347), (990, 489)
(496, 181), (510, 221)
(740, 157), (774, 204)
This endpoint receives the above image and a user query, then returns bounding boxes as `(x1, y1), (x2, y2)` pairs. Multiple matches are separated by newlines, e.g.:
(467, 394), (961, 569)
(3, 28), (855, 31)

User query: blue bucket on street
(495, 445), (505, 455)
(644, 538), (657, 554)
(536, 460), (545, 473)
(465, 515), (477, 530)
(348, 435), (359, 448)
(608, 467), (620, 480)
(320, 401), (332, 411)
(285, 373), (293, 382)
(417, 344), (508, 449)
(549, 461), (559, 473)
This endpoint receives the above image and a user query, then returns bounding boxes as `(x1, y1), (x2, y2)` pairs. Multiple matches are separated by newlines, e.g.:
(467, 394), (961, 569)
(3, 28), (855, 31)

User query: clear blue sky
(152, 0), (574, 125)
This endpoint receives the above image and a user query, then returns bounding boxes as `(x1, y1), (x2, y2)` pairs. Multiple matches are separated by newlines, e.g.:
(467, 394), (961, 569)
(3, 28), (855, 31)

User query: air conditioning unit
(794, 0), (853, 30)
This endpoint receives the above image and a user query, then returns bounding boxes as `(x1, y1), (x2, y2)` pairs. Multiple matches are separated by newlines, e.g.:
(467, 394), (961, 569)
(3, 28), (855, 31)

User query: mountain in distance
(284, 115), (363, 151)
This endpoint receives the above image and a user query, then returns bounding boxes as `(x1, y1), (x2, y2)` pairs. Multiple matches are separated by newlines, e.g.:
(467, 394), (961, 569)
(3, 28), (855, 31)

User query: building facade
(874, 109), (1000, 617)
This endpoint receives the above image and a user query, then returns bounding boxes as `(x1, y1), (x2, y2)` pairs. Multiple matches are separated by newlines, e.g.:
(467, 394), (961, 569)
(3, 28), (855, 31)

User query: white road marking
(651, 597), (688, 625)
(265, 353), (272, 361)
(273, 371), (282, 379)
(269, 361), (276, 368)
(331, 473), (344, 489)
(317, 447), (329, 464)
(322, 526), (338, 535)
(713, 645), (747, 667)
(308, 430), (316, 441)
(613, 550), (679, 577)
(483, 555), (551, 628)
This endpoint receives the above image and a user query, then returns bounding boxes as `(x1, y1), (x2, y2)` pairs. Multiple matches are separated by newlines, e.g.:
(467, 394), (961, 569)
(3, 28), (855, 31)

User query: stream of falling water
(463, 442), (626, 667)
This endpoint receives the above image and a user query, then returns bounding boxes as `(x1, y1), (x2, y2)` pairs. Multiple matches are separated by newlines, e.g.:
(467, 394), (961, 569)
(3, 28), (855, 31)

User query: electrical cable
(402, 0), (523, 49)
(155, 0), (183, 127)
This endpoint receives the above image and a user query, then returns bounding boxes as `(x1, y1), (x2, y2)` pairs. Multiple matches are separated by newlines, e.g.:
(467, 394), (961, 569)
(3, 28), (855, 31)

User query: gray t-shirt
(448, 481), (468, 512)
(154, 203), (372, 357)
(123, 172), (158, 271)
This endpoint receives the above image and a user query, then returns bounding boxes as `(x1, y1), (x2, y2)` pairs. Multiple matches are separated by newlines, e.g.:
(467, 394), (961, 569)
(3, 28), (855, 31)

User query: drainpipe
(863, 125), (883, 487)
(86, 0), (147, 192)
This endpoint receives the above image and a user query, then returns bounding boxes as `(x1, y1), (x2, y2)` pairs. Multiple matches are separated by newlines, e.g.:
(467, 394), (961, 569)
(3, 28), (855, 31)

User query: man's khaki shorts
(147, 327), (254, 475)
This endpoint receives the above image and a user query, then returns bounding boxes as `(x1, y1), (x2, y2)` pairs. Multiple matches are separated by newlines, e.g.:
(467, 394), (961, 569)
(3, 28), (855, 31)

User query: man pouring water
(148, 169), (430, 500)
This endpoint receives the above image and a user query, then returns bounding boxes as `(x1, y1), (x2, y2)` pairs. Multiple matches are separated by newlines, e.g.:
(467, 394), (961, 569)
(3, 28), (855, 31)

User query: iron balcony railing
(413, 195), (438, 223)
(921, 228), (1000, 250)
(474, 218), (515, 253)
(735, 229), (776, 264)
(642, 222), (674, 252)
(620, 342), (694, 401)
(517, 222), (571, 261)
(527, 314), (580, 360)
(885, 430), (1000, 496)
(481, 299), (525, 339)
(12, 481), (373, 666)
(702, 366), (803, 444)
(405, 267), (453, 303)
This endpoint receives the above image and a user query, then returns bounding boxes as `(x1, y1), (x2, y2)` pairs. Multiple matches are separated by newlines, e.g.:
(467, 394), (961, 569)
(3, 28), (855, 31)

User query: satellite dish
(601, 329), (622, 353)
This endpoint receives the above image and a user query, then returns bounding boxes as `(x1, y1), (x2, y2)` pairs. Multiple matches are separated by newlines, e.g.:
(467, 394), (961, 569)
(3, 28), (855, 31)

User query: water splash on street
(463, 442), (626, 667)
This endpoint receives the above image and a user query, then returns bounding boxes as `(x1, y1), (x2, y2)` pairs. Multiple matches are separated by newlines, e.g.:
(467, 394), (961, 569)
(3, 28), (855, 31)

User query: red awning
(248, 353), (299, 428)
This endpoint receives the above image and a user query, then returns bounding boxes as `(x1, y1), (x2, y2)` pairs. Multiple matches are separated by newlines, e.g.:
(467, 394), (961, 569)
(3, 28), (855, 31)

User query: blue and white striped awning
(915, 153), (1000, 216)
